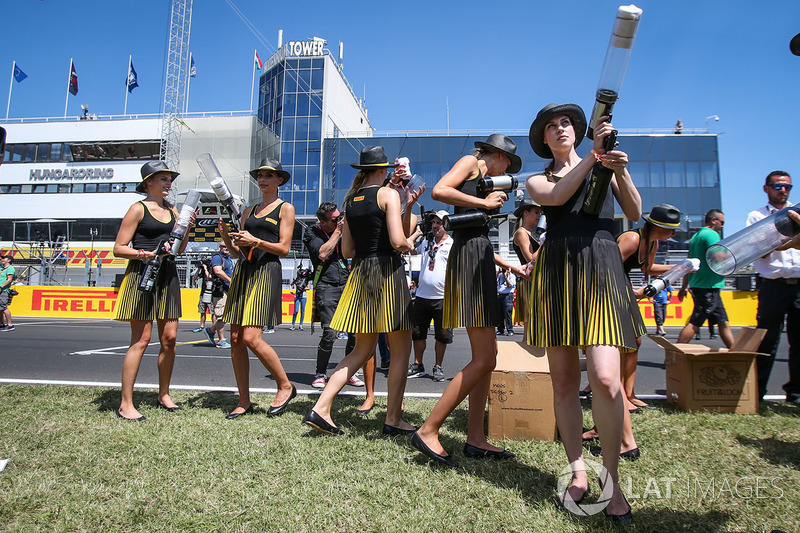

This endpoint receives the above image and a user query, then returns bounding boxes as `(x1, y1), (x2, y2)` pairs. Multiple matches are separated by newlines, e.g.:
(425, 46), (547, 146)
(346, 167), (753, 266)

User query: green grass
(0, 385), (798, 532)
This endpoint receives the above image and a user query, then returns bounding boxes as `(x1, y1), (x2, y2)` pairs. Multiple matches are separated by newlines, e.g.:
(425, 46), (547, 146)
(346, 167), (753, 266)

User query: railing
(0, 110), (255, 124)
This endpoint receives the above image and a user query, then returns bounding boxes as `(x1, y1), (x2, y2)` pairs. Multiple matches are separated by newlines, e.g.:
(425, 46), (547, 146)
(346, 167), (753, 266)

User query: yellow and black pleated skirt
(443, 233), (497, 329)
(114, 259), (182, 321)
(330, 253), (411, 333)
(528, 236), (645, 352)
(222, 259), (282, 327)
(514, 278), (531, 323)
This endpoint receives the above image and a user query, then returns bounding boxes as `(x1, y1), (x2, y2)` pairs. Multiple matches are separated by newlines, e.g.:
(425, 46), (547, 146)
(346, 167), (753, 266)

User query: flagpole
(124, 55), (131, 116)
(250, 49), (256, 113)
(184, 52), (192, 114)
(5, 61), (14, 120)
(64, 58), (72, 118)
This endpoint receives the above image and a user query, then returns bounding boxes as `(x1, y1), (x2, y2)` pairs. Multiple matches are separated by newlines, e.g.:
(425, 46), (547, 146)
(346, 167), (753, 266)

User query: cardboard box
(649, 327), (768, 414)
(488, 341), (557, 442)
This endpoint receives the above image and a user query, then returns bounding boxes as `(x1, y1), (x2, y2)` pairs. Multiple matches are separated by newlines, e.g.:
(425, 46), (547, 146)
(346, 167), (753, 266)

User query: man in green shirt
(0, 255), (16, 331)
(676, 210), (734, 347)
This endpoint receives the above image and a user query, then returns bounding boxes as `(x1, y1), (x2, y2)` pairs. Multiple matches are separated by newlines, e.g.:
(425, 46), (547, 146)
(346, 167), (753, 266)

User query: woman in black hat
(113, 161), (191, 421)
(304, 146), (419, 436)
(512, 199), (544, 340)
(412, 134), (527, 468)
(218, 158), (297, 419)
(526, 104), (643, 521)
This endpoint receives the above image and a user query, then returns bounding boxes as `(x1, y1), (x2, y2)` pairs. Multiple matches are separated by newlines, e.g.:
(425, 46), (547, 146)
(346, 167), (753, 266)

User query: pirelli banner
(9, 286), (313, 322)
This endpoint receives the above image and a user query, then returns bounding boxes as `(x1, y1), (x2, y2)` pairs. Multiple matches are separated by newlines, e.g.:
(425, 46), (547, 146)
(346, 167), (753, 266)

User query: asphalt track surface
(0, 318), (791, 401)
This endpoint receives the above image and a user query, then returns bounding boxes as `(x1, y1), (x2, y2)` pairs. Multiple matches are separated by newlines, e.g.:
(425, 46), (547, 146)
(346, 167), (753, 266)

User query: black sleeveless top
(132, 201), (174, 251)
(345, 185), (394, 258)
(513, 228), (533, 264)
(243, 200), (284, 264)
(542, 171), (615, 241)
(618, 228), (650, 276)
(453, 168), (493, 239)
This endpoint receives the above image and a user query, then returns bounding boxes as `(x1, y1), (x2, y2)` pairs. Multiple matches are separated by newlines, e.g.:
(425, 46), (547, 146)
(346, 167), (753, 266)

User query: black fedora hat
(513, 198), (542, 219)
(351, 145), (398, 170)
(249, 158), (291, 185)
(137, 160), (179, 193)
(644, 203), (681, 229)
(528, 103), (587, 159)
(474, 134), (522, 174)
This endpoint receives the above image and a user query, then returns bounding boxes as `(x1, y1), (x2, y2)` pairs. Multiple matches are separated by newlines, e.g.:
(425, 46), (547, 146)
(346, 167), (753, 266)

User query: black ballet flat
(116, 410), (146, 422)
(629, 407), (643, 414)
(603, 492), (633, 524)
(303, 410), (345, 436)
(267, 385), (297, 417)
(411, 431), (458, 468)
(225, 404), (254, 420)
(356, 406), (373, 416)
(589, 445), (641, 461)
(156, 400), (181, 412)
(463, 443), (516, 460)
(559, 484), (590, 509)
(382, 424), (418, 437)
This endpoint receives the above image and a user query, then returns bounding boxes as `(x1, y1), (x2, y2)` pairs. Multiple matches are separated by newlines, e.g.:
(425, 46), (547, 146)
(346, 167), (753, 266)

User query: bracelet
(590, 149), (602, 161)
(254, 239), (261, 249)
(136, 249), (145, 259)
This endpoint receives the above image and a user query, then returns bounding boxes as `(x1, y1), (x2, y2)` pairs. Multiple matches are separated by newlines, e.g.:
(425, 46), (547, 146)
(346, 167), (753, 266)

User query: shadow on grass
(736, 435), (800, 469)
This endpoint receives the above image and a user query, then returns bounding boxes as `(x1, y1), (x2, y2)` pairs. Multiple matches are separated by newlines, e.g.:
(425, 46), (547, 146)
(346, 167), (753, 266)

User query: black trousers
(496, 292), (514, 333)
(314, 283), (355, 375)
(755, 278), (800, 400)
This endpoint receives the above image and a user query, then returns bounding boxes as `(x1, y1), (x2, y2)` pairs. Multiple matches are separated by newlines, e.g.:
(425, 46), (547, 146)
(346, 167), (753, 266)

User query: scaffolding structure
(10, 219), (73, 285)
(159, 0), (193, 199)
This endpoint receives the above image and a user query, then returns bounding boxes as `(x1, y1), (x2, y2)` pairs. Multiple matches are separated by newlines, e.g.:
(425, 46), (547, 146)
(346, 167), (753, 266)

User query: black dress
(330, 185), (411, 333)
(114, 201), (181, 321)
(528, 173), (645, 352)
(512, 228), (533, 324)
(443, 169), (498, 329)
(222, 201), (284, 327)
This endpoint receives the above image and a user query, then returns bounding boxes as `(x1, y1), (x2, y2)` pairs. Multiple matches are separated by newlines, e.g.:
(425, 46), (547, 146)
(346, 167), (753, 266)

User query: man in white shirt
(496, 267), (516, 336)
(746, 170), (800, 404)
(408, 211), (454, 382)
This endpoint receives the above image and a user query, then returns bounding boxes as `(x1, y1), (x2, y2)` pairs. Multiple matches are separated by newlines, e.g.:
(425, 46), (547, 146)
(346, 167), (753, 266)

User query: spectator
(0, 255), (16, 331)
(290, 263), (312, 330)
(191, 259), (213, 332)
(496, 267), (516, 336)
(205, 242), (233, 349)
(652, 283), (672, 336)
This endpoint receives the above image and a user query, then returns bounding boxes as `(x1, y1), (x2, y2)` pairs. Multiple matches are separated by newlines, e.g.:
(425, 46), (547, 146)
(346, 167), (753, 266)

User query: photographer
(204, 242), (233, 349)
(408, 210), (453, 382)
(290, 263), (312, 331)
(192, 259), (213, 333)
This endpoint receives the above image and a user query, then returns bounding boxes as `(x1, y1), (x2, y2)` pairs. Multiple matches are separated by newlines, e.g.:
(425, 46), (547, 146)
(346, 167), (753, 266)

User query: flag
(127, 61), (139, 92)
(13, 63), (27, 83)
(255, 51), (263, 71)
(189, 55), (197, 77)
(68, 61), (78, 95)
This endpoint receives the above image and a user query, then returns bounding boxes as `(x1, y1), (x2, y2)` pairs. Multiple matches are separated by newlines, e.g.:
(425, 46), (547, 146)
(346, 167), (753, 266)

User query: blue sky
(3, 0), (800, 233)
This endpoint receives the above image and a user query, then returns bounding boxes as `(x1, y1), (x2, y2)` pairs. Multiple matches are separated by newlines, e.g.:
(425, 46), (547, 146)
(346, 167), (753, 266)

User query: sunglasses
(769, 183), (793, 191)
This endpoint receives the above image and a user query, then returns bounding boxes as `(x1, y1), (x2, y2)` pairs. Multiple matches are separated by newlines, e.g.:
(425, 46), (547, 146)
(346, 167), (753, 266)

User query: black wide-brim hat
(249, 158), (291, 185)
(137, 160), (179, 193)
(528, 103), (587, 159)
(351, 145), (398, 170)
(513, 198), (541, 219)
(644, 203), (682, 229)
(474, 134), (522, 174)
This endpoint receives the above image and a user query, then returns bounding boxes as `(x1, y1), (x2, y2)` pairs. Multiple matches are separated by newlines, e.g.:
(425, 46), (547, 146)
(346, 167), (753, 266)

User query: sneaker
(432, 365), (444, 382)
(337, 332), (348, 340)
(505, 330), (515, 336)
(695, 333), (701, 340)
(203, 327), (216, 345)
(0, 325), (13, 332)
(348, 373), (365, 387)
(298, 325), (304, 331)
(266, 327), (275, 334)
(379, 359), (391, 370)
(216, 340), (231, 349)
(408, 363), (426, 378)
(290, 325), (296, 331)
(192, 327), (204, 333)
(311, 374), (327, 389)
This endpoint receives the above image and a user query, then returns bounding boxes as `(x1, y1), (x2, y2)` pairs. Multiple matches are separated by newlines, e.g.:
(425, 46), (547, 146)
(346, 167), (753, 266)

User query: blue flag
(13, 63), (27, 83)
(127, 61), (139, 93)
(189, 56), (197, 78)
(68, 61), (78, 95)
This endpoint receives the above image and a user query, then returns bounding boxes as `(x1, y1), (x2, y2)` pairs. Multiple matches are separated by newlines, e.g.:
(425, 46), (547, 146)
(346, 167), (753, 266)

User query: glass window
(307, 143), (321, 166)
(312, 58), (324, 69)
(664, 162), (684, 188)
(294, 142), (309, 166)
(7, 185), (21, 194)
(420, 139), (441, 162)
(283, 93), (297, 116)
(310, 93), (322, 116)
(295, 117), (309, 140)
(32, 184), (47, 193)
(306, 166), (319, 190)
(20, 185), (32, 193)
(24, 144), (36, 162)
(299, 59), (312, 69)
(685, 162), (701, 188)
(663, 189), (688, 210)
(284, 69), (299, 93)
(97, 183), (111, 193)
(46, 184), (58, 193)
(311, 68), (324, 91)
(58, 184), (71, 193)
(649, 161), (665, 188)
(50, 143), (62, 161)
(282, 118), (295, 140)
(299, 68), (311, 91)
(700, 162), (718, 188)
(84, 183), (97, 193)
(72, 183), (84, 193)
(305, 192), (319, 215)
(627, 161), (648, 188)
(296, 93), (310, 117)
(12, 144), (24, 161)
(308, 117), (321, 141)
(281, 144), (294, 166)
(36, 144), (51, 162)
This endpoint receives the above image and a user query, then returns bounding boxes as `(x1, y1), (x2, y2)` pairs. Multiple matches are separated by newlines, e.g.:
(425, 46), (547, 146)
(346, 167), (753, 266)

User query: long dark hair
(343, 169), (384, 205)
